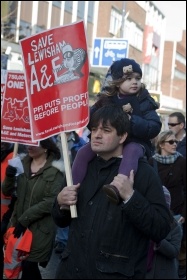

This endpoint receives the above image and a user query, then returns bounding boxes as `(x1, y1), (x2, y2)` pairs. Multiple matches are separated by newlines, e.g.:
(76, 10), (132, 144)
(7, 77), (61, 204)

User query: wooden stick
(60, 132), (77, 218)
(13, 143), (19, 158)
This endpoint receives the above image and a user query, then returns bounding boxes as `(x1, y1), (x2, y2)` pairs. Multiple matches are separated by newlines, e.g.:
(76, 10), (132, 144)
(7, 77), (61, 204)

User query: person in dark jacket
(168, 112), (186, 158)
(72, 58), (161, 203)
(52, 104), (172, 279)
(2, 138), (65, 279)
(146, 186), (182, 279)
(148, 130), (186, 279)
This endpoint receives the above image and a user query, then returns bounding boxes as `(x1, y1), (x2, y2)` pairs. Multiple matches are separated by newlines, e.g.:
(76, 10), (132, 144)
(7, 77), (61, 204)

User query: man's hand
(57, 183), (80, 208)
(110, 170), (134, 201)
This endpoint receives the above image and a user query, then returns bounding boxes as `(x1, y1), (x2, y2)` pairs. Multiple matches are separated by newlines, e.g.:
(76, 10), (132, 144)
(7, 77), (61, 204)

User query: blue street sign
(91, 38), (129, 67)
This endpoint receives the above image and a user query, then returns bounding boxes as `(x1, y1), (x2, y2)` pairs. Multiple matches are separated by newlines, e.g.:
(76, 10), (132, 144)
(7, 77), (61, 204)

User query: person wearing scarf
(148, 130), (186, 279)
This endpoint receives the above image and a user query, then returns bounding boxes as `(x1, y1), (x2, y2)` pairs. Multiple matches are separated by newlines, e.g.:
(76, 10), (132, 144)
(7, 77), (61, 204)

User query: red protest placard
(1, 71), (39, 146)
(19, 20), (90, 141)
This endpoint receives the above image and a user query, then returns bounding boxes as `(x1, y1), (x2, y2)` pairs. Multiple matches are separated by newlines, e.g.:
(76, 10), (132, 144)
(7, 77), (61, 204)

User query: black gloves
(6, 165), (17, 178)
(13, 222), (27, 238)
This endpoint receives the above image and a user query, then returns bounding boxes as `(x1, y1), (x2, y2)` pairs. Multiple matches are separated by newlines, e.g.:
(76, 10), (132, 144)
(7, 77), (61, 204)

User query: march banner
(1, 71), (39, 146)
(19, 20), (89, 142)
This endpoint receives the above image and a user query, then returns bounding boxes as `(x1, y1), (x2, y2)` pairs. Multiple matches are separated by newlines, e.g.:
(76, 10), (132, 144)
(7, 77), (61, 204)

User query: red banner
(1, 71), (39, 146)
(19, 20), (89, 141)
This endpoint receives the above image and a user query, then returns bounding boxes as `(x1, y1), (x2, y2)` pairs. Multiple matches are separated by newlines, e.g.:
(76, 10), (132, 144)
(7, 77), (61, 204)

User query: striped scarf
(153, 151), (182, 164)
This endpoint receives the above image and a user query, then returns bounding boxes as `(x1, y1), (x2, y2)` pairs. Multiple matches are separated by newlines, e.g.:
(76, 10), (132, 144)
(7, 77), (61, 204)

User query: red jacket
(4, 227), (33, 279)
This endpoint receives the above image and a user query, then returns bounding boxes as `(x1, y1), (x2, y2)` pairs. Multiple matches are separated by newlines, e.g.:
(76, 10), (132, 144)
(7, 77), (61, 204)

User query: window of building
(1, 54), (9, 70)
(2, 21), (16, 40)
(154, 13), (163, 36)
(88, 1), (94, 23)
(134, 28), (143, 51)
(174, 69), (186, 80)
(52, 1), (61, 8)
(65, 1), (73, 13)
(35, 25), (45, 34)
(143, 64), (158, 90)
(125, 20), (143, 51)
(19, 20), (31, 39)
(150, 67), (158, 89)
(109, 8), (122, 36)
(176, 53), (186, 66)
(77, 1), (85, 19)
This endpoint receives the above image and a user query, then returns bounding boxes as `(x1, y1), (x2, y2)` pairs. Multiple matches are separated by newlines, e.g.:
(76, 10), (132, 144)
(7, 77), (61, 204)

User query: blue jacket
(68, 132), (86, 162)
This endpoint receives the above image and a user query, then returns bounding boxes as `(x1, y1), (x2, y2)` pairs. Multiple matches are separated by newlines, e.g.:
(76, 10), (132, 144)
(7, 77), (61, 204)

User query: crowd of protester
(1, 58), (186, 279)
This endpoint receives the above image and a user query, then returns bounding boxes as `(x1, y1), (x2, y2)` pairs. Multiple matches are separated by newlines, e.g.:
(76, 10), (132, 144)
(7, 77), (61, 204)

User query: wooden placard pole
(13, 142), (19, 158)
(60, 132), (77, 218)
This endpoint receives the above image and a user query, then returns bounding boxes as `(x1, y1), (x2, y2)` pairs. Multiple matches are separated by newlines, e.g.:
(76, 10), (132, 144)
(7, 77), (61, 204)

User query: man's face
(91, 121), (127, 160)
(168, 116), (183, 136)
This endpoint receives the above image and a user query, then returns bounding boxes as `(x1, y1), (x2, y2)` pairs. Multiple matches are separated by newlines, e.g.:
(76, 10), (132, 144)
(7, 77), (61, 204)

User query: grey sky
(153, 1), (186, 40)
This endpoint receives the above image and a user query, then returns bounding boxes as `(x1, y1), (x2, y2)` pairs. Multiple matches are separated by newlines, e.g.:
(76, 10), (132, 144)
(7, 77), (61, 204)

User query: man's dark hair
(89, 104), (131, 136)
(169, 112), (185, 125)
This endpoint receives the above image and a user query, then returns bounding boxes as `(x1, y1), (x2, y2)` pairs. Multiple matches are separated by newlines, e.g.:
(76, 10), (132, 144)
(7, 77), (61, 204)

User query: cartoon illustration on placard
(53, 41), (87, 84)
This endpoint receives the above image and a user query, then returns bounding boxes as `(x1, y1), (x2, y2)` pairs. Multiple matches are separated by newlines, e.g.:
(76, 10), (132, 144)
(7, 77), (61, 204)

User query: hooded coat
(2, 154), (65, 263)
(146, 221), (182, 279)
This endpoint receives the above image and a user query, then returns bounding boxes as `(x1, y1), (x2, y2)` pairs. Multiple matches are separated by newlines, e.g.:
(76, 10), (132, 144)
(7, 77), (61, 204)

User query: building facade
(161, 30), (186, 115)
(1, 1), (186, 118)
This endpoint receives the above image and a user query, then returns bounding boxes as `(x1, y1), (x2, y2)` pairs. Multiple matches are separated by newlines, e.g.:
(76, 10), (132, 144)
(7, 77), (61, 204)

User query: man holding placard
(52, 104), (172, 279)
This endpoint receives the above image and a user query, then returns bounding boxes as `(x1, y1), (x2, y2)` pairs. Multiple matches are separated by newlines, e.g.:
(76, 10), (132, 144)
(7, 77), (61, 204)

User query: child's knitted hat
(110, 58), (142, 80)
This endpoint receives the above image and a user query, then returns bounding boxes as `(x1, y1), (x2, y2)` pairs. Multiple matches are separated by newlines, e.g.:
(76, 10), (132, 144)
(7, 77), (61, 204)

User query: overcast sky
(153, 1), (186, 40)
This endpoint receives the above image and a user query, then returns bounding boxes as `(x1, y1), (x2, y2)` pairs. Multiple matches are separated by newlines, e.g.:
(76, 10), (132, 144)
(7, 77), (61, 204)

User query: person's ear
(119, 132), (128, 144)
(180, 122), (184, 129)
(160, 143), (164, 150)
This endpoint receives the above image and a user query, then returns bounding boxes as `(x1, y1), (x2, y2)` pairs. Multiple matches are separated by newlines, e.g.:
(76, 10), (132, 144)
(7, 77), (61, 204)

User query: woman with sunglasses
(148, 130), (186, 279)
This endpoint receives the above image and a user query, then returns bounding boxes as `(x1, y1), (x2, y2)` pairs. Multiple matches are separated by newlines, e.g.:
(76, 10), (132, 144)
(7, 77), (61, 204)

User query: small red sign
(143, 25), (154, 64)
(1, 71), (39, 146)
(19, 20), (90, 141)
